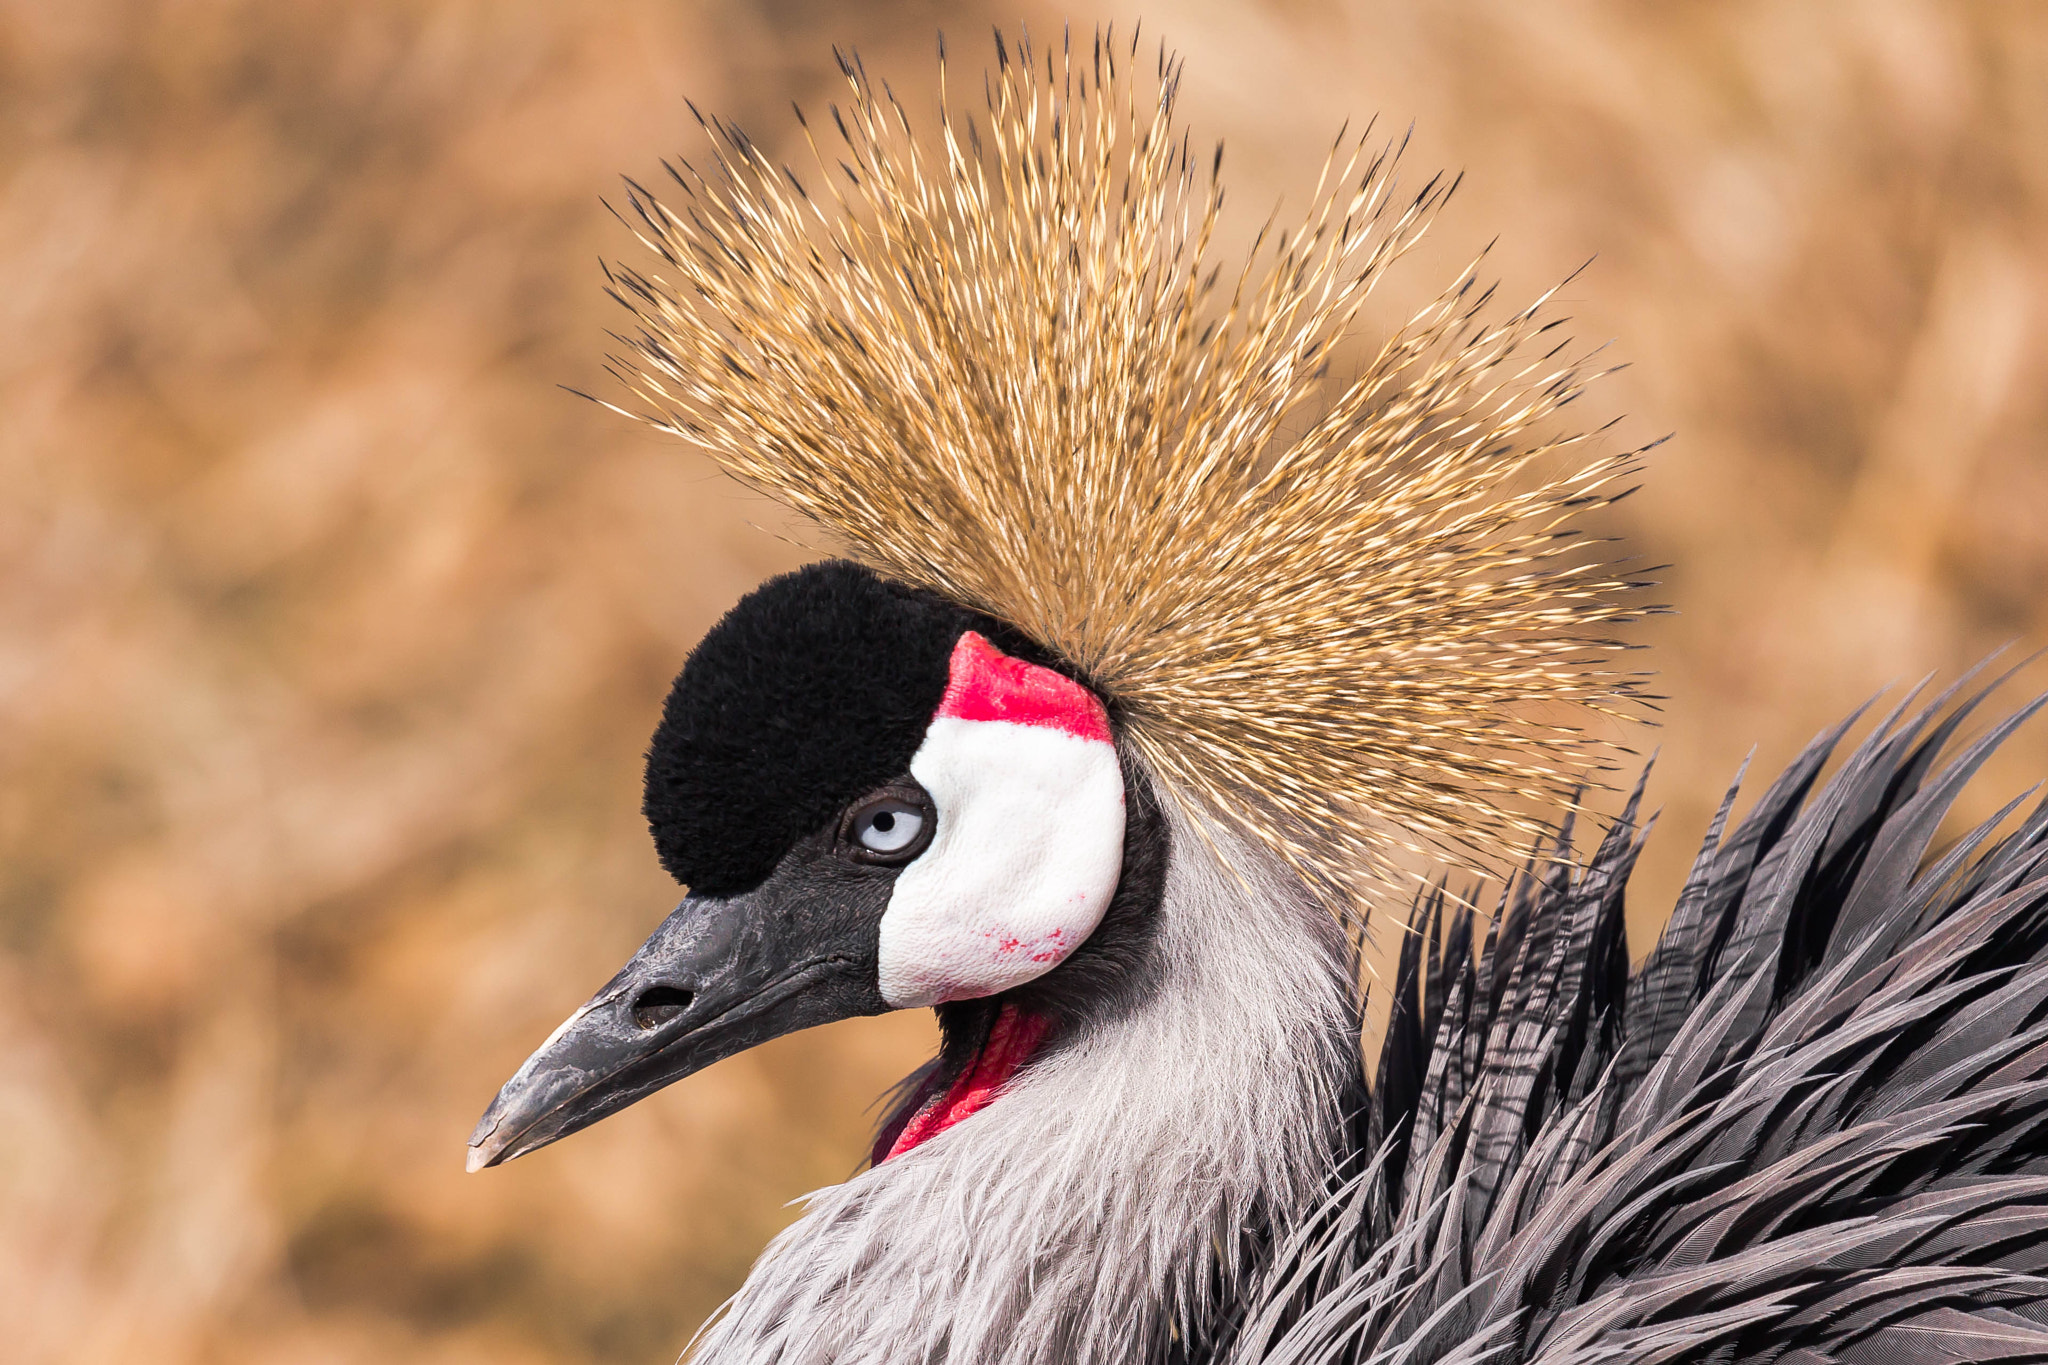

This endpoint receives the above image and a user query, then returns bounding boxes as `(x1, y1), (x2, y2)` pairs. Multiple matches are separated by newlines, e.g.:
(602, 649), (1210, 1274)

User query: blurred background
(4, 2), (2046, 1361)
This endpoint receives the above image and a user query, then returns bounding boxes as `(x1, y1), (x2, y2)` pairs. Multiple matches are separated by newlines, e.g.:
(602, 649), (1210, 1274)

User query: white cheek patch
(876, 633), (1125, 1009)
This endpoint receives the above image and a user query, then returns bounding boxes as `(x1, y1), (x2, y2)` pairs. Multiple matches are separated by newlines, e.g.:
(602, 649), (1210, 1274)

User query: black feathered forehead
(643, 561), (990, 897)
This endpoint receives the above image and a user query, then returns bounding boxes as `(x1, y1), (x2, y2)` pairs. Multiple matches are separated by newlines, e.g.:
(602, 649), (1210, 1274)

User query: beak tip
(467, 1102), (510, 1172)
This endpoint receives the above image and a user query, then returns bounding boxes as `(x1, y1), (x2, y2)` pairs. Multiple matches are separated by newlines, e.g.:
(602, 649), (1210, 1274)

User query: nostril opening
(631, 985), (695, 1030)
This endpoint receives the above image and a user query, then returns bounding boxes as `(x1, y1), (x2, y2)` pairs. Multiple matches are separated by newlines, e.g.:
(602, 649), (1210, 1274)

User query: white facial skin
(875, 710), (1126, 1009)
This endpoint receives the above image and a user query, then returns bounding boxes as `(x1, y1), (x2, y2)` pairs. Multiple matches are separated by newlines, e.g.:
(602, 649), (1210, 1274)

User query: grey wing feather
(1226, 669), (2048, 1365)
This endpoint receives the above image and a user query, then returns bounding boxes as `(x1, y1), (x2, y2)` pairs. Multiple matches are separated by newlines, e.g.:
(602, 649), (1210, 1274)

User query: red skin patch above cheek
(935, 631), (1113, 743)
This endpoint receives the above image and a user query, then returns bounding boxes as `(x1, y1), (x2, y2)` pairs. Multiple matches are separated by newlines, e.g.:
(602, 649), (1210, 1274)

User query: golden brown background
(5, 2), (2046, 1361)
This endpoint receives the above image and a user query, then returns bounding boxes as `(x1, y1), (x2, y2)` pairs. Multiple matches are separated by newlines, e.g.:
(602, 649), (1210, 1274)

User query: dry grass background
(3, 2), (2045, 1362)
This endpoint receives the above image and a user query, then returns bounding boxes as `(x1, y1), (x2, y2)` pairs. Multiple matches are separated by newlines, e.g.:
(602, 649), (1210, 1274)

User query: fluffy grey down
(686, 794), (1359, 1364)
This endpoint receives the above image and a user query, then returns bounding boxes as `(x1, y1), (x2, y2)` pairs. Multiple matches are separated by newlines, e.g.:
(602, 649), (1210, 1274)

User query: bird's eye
(842, 788), (935, 864)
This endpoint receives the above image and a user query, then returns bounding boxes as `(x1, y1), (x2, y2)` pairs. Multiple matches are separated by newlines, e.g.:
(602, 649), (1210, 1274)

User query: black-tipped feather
(1226, 674), (2048, 1365)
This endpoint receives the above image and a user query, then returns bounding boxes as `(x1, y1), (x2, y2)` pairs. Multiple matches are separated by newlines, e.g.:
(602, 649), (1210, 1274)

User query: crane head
(466, 560), (1135, 1171)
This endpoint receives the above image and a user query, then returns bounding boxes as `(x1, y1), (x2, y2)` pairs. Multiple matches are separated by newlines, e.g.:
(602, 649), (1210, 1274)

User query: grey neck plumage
(687, 793), (1360, 1365)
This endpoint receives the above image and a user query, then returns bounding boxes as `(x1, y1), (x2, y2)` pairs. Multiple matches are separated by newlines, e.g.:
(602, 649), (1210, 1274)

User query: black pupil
(872, 811), (897, 833)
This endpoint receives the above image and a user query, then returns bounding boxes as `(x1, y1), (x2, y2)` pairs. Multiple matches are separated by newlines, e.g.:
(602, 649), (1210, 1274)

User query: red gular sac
(875, 1003), (1055, 1164)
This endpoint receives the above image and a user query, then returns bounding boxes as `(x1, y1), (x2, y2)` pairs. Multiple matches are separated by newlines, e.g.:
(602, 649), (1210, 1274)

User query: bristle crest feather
(606, 33), (1653, 925)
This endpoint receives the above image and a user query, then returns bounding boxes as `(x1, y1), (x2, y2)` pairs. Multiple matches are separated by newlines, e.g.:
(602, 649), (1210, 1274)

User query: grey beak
(467, 874), (889, 1170)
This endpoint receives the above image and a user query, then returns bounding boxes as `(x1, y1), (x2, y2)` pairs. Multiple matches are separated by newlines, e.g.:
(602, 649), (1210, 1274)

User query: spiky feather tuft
(602, 28), (1654, 920)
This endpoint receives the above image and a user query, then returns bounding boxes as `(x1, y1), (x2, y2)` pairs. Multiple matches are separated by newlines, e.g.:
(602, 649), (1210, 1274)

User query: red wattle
(880, 1004), (1052, 1162)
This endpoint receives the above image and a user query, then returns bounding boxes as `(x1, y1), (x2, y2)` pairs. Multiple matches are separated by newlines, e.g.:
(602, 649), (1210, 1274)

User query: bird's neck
(691, 800), (1361, 1365)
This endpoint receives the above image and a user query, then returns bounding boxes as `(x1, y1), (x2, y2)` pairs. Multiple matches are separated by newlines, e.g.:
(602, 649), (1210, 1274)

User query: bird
(464, 29), (2048, 1365)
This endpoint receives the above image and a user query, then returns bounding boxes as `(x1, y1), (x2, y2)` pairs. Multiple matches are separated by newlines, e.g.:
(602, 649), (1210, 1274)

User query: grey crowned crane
(467, 32), (2048, 1365)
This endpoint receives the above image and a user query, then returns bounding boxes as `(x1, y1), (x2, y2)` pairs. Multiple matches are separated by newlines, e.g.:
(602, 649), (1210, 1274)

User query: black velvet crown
(643, 561), (984, 897)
